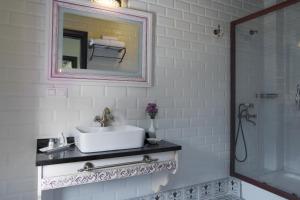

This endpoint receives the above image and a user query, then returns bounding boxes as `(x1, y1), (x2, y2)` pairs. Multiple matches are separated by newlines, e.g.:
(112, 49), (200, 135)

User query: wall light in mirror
(298, 41), (300, 48)
(90, 0), (121, 7)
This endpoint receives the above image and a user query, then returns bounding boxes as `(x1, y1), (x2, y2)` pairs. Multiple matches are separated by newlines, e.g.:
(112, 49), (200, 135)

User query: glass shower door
(231, 1), (300, 199)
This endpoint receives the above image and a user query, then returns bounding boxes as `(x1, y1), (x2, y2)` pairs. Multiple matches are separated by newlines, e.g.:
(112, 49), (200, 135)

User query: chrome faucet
(94, 107), (114, 127)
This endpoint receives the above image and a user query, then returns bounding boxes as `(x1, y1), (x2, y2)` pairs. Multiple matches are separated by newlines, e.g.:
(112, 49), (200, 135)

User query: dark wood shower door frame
(230, 1), (300, 200)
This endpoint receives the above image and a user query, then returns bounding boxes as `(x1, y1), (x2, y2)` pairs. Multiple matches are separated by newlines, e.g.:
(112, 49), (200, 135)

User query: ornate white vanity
(36, 138), (181, 200)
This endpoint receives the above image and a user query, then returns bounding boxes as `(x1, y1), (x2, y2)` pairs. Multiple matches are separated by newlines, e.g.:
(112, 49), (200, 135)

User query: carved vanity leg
(37, 166), (42, 200)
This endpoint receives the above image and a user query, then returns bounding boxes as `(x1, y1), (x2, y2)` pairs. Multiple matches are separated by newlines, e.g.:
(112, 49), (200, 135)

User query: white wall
(0, 0), (264, 200)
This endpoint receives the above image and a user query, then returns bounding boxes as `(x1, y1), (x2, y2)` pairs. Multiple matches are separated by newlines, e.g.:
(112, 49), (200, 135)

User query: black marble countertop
(36, 138), (182, 166)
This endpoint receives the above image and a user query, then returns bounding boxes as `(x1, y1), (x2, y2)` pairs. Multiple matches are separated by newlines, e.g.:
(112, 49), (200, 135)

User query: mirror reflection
(59, 8), (143, 77)
(63, 29), (87, 69)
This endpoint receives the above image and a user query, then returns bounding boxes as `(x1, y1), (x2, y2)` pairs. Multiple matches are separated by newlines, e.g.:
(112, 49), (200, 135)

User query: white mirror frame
(49, 0), (153, 87)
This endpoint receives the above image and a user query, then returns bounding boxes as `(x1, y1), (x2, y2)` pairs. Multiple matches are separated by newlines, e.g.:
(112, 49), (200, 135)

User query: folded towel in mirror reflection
(89, 39), (125, 48)
(101, 36), (118, 40)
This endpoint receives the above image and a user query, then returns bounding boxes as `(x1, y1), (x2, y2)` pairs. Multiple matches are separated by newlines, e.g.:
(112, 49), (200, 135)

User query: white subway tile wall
(0, 0), (263, 200)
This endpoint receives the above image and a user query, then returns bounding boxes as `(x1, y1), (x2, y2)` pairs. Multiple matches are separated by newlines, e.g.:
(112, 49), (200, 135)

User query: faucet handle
(94, 115), (104, 127)
(104, 107), (111, 113)
(246, 118), (256, 126)
(103, 107), (114, 120)
(94, 115), (101, 121)
(94, 107), (114, 127)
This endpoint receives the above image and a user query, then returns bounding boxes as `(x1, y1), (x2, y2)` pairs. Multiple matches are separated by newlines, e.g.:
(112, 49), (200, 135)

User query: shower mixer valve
(238, 103), (257, 125)
(235, 103), (257, 162)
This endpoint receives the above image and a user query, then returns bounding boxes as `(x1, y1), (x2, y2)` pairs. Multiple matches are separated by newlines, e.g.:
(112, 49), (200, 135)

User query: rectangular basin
(74, 125), (145, 153)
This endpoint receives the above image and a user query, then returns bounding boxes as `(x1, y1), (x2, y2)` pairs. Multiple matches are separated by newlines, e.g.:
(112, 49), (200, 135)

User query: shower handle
(246, 114), (256, 125)
(245, 112), (256, 125)
(296, 84), (300, 109)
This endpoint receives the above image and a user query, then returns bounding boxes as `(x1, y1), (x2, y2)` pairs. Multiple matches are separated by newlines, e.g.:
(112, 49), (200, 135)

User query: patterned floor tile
(150, 193), (166, 200)
(127, 177), (242, 200)
(183, 185), (198, 200)
(167, 189), (183, 200)
(227, 178), (241, 197)
(199, 182), (213, 199)
(214, 179), (228, 196)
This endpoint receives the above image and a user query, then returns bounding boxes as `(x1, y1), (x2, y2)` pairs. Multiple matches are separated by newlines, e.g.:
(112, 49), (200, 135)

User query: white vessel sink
(74, 125), (145, 153)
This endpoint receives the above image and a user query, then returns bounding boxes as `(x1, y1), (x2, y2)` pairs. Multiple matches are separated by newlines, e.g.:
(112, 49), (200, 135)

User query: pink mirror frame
(49, 0), (153, 87)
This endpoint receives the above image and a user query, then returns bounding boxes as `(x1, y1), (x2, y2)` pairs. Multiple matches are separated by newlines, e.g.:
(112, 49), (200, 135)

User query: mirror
(50, 0), (153, 86)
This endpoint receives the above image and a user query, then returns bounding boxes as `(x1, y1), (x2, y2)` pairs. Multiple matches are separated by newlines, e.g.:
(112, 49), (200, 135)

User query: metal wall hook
(213, 24), (224, 38)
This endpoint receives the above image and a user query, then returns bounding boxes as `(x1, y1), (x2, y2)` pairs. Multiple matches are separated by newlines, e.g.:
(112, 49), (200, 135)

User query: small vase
(148, 118), (156, 138)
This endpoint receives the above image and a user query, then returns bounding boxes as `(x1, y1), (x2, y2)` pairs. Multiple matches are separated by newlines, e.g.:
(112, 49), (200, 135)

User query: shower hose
(235, 104), (248, 162)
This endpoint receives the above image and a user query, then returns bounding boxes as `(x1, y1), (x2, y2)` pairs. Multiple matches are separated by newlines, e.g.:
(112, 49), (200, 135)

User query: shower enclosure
(230, 1), (300, 199)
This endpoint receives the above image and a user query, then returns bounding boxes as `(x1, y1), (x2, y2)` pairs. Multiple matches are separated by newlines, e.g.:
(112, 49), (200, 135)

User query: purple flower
(146, 103), (158, 119)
